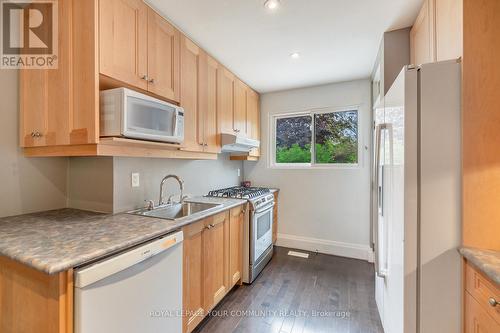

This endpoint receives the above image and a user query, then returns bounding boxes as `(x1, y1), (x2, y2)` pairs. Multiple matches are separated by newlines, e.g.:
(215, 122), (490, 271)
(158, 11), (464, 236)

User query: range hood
(220, 133), (260, 153)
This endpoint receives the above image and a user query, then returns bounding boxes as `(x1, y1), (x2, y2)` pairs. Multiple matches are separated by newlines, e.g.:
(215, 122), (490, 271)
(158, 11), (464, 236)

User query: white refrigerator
(373, 60), (462, 333)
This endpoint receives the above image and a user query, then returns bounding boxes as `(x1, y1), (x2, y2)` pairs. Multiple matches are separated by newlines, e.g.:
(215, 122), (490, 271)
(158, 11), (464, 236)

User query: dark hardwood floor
(193, 246), (384, 333)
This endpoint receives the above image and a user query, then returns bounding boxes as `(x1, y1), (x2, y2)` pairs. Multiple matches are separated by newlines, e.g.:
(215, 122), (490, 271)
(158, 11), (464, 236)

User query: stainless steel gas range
(207, 186), (275, 283)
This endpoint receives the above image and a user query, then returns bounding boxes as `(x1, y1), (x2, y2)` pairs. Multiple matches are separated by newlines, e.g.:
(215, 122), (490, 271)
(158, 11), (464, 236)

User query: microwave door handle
(173, 109), (178, 136)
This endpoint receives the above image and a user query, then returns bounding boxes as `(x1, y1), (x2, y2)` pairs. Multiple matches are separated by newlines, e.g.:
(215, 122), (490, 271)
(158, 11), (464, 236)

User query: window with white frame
(270, 108), (359, 167)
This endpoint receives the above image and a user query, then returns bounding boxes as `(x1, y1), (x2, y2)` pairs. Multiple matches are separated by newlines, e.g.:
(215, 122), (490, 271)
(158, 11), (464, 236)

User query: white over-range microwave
(100, 88), (184, 144)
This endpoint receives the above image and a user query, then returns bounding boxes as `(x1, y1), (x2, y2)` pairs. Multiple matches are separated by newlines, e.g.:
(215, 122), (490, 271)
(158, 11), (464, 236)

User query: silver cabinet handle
(148, 78), (155, 84)
(489, 297), (499, 307)
(31, 131), (43, 138)
(205, 223), (215, 230)
(141, 75), (149, 81)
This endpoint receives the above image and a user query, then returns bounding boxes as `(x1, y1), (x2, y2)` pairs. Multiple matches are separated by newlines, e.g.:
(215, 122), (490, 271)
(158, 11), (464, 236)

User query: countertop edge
(0, 199), (247, 275)
(458, 247), (500, 286)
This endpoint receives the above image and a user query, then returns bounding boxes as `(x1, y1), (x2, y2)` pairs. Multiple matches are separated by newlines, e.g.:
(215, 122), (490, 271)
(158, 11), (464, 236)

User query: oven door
(251, 203), (274, 265)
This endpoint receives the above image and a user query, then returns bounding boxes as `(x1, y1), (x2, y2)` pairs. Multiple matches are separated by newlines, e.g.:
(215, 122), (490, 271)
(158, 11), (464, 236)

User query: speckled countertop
(0, 197), (245, 275)
(459, 247), (500, 285)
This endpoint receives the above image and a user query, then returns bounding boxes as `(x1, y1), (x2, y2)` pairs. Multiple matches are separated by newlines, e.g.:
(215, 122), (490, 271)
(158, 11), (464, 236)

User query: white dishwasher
(74, 230), (183, 333)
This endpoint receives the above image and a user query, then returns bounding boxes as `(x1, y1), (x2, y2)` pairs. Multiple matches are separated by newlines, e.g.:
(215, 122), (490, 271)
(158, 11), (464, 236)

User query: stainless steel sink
(129, 201), (222, 221)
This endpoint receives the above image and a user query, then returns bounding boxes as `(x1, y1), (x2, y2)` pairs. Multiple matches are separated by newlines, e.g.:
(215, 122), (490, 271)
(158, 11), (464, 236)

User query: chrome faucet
(159, 175), (185, 206)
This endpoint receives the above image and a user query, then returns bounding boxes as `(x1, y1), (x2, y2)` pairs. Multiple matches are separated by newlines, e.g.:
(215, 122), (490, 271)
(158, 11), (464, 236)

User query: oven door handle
(254, 202), (275, 214)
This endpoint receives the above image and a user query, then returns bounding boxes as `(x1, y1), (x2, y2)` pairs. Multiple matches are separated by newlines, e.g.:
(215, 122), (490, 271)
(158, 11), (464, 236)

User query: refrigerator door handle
(374, 124), (384, 278)
(374, 123), (391, 279)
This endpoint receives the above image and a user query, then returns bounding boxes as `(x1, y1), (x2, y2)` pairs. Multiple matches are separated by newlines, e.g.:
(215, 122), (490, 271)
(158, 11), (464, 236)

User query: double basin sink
(130, 201), (222, 221)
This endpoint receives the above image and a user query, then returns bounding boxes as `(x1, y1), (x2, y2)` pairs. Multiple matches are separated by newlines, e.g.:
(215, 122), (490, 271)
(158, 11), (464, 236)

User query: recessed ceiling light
(264, 0), (280, 10)
(290, 52), (300, 59)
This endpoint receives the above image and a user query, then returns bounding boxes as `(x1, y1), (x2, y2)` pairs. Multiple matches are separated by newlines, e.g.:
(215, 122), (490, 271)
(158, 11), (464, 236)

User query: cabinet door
(180, 36), (203, 152)
(217, 67), (235, 135)
(183, 220), (206, 333)
(435, 0), (463, 61)
(233, 79), (248, 136)
(410, 0), (435, 65)
(229, 206), (244, 287)
(247, 88), (260, 157)
(465, 292), (500, 333)
(147, 8), (180, 102)
(203, 212), (229, 310)
(99, 0), (148, 90)
(21, 0), (98, 147)
(199, 53), (220, 153)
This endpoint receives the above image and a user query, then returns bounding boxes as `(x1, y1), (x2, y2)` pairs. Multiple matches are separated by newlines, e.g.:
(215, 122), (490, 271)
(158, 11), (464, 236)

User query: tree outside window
(273, 109), (359, 166)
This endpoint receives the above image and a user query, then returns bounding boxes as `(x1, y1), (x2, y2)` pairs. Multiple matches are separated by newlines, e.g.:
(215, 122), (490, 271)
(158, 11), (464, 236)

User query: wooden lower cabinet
(229, 206), (244, 286)
(464, 261), (500, 333)
(182, 218), (206, 333)
(0, 256), (73, 333)
(203, 212), (230, 310)
(272, 191), (279, 244)
(465, 292), (500, 333)
(182, 205), (245, 333)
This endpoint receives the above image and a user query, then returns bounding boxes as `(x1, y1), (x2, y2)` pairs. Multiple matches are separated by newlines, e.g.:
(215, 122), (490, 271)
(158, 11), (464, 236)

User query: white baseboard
(276, 233), (373, 262)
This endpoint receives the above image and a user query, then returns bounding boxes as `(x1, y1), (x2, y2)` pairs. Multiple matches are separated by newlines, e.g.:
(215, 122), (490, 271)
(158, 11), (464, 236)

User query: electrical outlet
(131, 173), (140, 188)
(237, 168), (241, 177)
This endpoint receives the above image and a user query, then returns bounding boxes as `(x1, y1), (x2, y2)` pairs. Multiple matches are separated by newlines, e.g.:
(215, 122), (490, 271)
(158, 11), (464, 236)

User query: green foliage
(275, 110), (358, 164)
(315, 139), (358, 164)
(276, 144), (311, 163)
(276, 140), (357, 164)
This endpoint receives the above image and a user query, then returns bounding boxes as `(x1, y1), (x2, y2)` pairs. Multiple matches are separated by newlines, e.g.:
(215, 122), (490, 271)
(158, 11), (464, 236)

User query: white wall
(68, 157), (114, 213)
(244, 79), (373, 260)
(113, 155), (243, 213)
(66, 155), (243, 214)
(0, 70), (68, 218)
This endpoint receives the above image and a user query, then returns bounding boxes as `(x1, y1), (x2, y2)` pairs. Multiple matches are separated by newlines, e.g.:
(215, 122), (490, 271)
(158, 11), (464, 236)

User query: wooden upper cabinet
(435, 0), (463, 61)
(180, 36), (220, 154)
(99, 0), (148, 90)
(246, 88), (260, 157)
(217, 67), (235, 135)
(233, 79), (248, 136)
(21, 0), (99, 148)
(147, 8), (180, 102)
(180, 36), (202, 152)
(199, 53), (220, 153)
(229, 206), (244, 287)
(99, 2), (180, 102)
(410, 0), (463, 65)
(410, 0), (435, 65)
(203, 212), (229, 311)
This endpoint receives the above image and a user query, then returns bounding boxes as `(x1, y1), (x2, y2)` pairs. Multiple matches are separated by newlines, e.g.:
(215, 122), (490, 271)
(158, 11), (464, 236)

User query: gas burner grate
(207, 186), (271, 199)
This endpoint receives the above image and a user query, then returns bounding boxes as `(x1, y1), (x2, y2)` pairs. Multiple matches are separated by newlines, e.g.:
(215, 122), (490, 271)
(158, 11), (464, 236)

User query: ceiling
(146, 0), (422, 93)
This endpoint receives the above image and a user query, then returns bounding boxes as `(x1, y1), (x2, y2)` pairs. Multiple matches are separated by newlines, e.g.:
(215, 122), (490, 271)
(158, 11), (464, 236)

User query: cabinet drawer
(465, 291), (500, 333)
(465, 261), (500, 325)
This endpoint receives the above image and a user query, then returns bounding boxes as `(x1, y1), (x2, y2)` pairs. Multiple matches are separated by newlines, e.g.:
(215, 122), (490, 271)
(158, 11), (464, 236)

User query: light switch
(237, 168), (241, 177)
(131, 173), (140, 188)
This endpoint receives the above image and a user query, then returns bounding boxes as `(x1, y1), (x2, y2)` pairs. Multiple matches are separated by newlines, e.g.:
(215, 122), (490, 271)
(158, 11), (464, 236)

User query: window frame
(268, 106), (363, 169)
